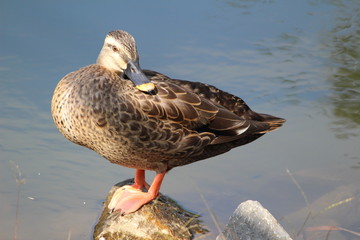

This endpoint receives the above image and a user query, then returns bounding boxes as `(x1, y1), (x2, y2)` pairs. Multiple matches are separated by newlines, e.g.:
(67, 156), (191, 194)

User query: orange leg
(108, 170), (166, 215)
(131, 169), (150, 191)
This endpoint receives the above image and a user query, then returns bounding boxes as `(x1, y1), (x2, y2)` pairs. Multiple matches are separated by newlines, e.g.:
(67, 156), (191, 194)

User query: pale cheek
(117, 58), (127, 70)
(108, 56), (127, 71)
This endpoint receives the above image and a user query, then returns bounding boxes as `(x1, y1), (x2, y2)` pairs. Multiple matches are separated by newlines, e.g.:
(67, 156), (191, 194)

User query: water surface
(1, 1), (359, 239)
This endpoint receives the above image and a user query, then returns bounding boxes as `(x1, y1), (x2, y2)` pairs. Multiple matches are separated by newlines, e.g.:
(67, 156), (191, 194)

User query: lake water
(1, 1), (359, 239)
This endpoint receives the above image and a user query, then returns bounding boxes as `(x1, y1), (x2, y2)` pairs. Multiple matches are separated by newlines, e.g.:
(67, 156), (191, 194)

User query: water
(1, 0), (359, 239)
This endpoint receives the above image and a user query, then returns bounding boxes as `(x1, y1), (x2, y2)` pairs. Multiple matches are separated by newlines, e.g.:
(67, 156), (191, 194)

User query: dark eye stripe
(107, 43), (130, 62)
(107, 44), (118, 52)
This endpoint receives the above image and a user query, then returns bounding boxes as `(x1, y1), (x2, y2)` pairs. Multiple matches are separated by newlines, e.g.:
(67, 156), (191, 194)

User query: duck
(51, 30), (285, 215)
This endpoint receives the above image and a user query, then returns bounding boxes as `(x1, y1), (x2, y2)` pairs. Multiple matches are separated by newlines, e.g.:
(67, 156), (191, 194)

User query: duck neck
(96, 51), (121, 76)
(96, 50), (108, 68)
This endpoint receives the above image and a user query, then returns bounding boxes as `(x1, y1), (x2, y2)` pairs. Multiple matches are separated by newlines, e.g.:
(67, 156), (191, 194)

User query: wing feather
(134, 70), (275, 147)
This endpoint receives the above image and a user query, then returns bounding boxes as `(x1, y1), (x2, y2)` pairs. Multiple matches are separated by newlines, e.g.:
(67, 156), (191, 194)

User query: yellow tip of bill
(136, 82), (156, 93)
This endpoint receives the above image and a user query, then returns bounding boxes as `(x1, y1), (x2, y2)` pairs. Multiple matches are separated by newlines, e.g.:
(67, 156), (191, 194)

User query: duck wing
(167, 76), (286, 132)
(138, 70), (281, 145)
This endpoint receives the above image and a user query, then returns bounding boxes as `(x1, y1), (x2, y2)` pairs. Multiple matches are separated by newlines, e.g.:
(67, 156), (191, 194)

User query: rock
(217, 200), (292, 240)
(93, 179), (208, 240)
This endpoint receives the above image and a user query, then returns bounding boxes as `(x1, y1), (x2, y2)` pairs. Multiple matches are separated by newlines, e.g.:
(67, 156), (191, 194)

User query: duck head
(96, 30), (156, 93)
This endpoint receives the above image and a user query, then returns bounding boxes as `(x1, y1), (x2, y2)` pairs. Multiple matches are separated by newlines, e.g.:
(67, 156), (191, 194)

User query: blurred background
(1, 0), (359, 239)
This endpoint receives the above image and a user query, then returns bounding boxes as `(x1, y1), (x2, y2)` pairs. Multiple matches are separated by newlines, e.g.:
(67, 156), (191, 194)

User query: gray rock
(217, 200), (292, 240)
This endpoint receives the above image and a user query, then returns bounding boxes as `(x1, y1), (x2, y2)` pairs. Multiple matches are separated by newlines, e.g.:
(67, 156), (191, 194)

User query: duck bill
(124, 60), (156, 93)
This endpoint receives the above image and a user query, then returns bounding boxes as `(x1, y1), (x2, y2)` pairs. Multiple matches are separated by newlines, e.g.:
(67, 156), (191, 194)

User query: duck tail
(258, 113), (286, 132)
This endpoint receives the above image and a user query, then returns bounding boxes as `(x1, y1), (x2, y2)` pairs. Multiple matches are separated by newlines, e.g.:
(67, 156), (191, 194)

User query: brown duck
(51, 30), (285, 215)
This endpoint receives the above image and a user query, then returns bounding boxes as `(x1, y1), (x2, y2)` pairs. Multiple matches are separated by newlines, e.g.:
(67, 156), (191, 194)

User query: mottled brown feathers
(52, 64), (284, 171)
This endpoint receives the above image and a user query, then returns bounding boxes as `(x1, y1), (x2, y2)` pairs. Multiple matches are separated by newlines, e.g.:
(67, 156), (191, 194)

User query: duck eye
(112, 46), (118, 52)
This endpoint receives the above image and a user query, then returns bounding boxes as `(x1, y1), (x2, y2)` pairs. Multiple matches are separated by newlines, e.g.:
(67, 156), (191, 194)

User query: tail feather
(259, 113), (286, 132)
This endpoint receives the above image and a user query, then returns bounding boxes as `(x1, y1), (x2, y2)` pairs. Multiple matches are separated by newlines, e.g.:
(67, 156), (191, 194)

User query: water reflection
(322, 1), (360, 138)
(225, 0), (275, 10)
